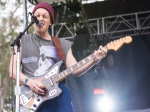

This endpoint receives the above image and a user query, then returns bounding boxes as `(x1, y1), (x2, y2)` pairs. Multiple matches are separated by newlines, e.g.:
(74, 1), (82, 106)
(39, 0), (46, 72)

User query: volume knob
(37, 98), (40, 102)
(33, 104), (36, 107)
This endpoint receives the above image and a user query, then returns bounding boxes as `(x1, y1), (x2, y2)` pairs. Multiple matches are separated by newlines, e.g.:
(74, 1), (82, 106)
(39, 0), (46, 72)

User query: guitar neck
(54, 53), (95, 82)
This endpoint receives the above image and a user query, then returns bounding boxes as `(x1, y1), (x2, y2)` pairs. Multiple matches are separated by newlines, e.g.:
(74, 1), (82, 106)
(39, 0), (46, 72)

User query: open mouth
(38, 23), (44, 28)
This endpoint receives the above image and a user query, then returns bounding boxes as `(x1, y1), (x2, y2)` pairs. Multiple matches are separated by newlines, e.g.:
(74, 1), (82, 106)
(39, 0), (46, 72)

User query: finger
(33, 87), (44, 95)
(98, 48), (107, 56)
(37, 88), (45, 95)
(36, 83), (45, 94)
(40, 85), (46, 89)
(94, 50), (102, 60)
(98, 51), (106, 60)
(102, 48), (107, 54)
(99, 45), (103, 49)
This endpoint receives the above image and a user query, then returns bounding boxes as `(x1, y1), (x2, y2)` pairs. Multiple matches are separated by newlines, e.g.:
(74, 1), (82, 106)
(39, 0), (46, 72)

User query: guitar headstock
(106, 36), (132, 51)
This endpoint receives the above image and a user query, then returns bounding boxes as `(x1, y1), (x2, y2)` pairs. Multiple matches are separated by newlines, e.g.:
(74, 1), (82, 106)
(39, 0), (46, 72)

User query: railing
(52, 10), (150, 39)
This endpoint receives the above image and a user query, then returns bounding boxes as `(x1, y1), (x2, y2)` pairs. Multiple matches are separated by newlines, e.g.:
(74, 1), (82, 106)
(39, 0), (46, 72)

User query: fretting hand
(93, 45), (107, 63)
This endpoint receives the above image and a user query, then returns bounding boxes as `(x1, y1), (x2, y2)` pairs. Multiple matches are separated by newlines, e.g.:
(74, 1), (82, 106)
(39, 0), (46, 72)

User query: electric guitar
(19, 36), (132, 112)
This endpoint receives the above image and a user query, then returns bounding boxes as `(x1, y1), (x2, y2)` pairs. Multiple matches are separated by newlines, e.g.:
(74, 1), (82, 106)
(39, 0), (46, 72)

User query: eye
(35, 14), (40, 18)
(43, 15), (47, 18)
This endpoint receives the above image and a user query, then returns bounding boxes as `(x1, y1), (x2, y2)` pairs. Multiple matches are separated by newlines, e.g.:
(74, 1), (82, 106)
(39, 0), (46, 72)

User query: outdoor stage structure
(51, 10), (150, 39)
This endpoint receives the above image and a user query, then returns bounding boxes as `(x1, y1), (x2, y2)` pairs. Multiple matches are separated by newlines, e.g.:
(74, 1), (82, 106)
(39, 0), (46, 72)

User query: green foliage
(0, 0), (35, 111)
(0, 0), (27, 111)
(0, 1), (6, 9)
(28, 25), (34, 33)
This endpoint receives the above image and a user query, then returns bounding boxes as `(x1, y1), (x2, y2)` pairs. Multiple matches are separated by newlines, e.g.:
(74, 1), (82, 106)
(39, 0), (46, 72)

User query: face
(33, 8), (51, 34)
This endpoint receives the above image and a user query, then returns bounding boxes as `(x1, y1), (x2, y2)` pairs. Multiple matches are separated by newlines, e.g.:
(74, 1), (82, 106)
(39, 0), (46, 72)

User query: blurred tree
(0, 0), (24, 111)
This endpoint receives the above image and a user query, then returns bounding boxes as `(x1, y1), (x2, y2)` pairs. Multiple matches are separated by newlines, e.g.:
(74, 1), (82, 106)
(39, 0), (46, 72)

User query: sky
(0, 0), (34, 31)
(0, 1), (24, 18)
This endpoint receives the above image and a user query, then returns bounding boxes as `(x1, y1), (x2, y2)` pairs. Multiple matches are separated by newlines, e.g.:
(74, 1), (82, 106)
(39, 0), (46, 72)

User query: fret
(77, 63), (80, 67)
(61, 72), (64, 77)
(70, 67), (73, 72)
(67, 69), (71, 74)
(62, 71), (65, 76)
(84, 57), (88, 62)
(58, 74), (61, 79)
(65, 70), (68, 75)
(73, 64), (77, 70)
(82, 60), (85, 64)
(61, 71), (66, 78)
(88, 56), (91, 60)
(79, 60), (82, 66)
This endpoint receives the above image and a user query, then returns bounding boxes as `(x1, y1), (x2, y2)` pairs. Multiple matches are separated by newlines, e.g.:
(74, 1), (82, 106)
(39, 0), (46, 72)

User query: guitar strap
(51, 36), (66, 62)
(51, 36), (67, 84)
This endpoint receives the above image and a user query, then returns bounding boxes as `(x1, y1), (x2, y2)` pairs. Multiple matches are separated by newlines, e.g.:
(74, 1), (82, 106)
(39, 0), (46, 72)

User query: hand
(26, 78), (45, 95)
(94, 45), (107, 63)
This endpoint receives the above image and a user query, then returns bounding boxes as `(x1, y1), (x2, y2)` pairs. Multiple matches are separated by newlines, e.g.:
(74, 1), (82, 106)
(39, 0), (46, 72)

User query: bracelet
(24, 77), (29, 86)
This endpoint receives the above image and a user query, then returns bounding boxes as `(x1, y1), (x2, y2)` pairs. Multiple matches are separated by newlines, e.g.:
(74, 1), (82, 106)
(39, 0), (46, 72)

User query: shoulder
(57, 38), (72, 57)
(21, 33), (35, 41)
(59, 38), (72, 43)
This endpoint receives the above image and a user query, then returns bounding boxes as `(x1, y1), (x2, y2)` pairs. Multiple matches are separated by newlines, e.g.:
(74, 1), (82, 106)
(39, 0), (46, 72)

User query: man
(9, 2), (107, 112)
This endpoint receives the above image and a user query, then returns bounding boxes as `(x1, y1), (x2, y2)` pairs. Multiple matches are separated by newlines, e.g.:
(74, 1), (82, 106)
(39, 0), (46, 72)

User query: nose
(38, 15), (43, 22)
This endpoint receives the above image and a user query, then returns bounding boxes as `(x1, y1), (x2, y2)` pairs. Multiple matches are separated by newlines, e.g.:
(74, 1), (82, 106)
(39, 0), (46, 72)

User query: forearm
(72, 59), (97, 77)
(66, 49), (100, 77)
(9, 69), (29, 85)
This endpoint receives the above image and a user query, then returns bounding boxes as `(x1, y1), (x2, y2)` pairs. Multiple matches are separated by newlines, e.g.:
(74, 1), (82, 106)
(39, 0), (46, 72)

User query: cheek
(33, 24), (38, 30)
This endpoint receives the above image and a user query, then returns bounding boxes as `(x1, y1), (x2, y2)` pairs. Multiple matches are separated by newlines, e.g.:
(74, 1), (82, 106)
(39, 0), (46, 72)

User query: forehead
(34, 8), (49, 15)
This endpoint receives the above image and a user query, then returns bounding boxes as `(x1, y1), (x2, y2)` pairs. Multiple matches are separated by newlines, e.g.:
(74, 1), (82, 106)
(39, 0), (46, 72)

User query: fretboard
(54, 53), (96, 82)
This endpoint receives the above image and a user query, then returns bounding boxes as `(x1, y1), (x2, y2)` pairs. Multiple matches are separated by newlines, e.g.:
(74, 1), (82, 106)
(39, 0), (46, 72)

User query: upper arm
(66, 48), (77, 68)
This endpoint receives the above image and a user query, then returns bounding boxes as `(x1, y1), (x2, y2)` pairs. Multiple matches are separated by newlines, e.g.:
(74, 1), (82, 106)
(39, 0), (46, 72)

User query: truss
(51, 10), (150, 39)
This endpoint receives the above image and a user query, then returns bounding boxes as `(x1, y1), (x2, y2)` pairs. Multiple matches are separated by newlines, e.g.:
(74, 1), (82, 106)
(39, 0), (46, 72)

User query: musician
(9, 2), (107, 112)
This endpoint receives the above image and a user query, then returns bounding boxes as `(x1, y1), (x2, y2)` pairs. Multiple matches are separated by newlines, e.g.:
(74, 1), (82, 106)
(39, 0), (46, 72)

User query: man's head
(32, 2), (54, 24)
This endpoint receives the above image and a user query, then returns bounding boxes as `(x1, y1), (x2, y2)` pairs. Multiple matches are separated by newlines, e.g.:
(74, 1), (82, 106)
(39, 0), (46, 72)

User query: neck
(36, 31), (52, 40)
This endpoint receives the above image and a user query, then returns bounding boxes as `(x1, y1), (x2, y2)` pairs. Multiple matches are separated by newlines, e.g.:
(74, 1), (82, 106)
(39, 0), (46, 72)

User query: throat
(36, 32), (52, 40)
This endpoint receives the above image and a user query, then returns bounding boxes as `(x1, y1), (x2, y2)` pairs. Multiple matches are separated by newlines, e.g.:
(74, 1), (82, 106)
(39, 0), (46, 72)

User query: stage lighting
(62, 0), (81, 23)
(62, 10), (80, 23)
(67, 0), (81, 13)
(96, 95), (114, 112)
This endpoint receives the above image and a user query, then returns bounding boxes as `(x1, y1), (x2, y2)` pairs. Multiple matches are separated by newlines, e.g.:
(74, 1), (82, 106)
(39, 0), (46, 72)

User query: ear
(49, 22), (52, 26)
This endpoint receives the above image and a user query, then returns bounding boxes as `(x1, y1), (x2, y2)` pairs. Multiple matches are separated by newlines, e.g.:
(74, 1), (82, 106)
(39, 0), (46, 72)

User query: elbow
(9, 68), (16, 79)
(9, 71), (13, 78)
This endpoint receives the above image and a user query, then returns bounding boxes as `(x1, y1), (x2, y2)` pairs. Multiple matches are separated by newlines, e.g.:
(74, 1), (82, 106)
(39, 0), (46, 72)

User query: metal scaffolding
(52, 10), (150, 39)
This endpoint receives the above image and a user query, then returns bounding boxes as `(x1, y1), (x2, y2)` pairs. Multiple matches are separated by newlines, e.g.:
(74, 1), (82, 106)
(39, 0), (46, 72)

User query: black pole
(11, 21), (34, 47)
